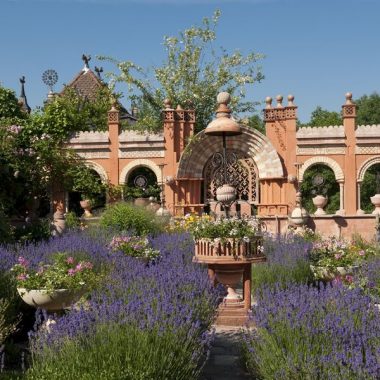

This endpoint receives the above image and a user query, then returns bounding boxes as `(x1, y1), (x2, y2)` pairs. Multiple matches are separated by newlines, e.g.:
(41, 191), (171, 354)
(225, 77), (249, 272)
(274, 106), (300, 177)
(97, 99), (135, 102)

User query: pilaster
(107, 104), (120, 185)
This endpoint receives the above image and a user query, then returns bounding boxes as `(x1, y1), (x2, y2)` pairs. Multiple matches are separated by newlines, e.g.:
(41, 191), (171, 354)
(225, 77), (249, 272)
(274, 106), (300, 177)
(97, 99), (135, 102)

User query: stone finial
(176, 104), (184, 110)
(265, 96), (272, 109)
(287, 94), (295, 107)
(163, 99), (172, 109)
(217, 91), (231, 105)
(345, 92), (353, 105)
(276, 95), (283, 108)
(82, 54), (91, 71)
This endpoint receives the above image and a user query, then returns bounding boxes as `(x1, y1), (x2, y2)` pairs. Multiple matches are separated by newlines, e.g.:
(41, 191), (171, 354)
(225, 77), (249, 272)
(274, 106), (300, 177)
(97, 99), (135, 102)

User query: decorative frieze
(118, 150), (165, 158)
(297, 146), (346, 155)
(296, 125), (344, 139)
(355, 146), (380, 154)
(77, 151), (110, 159)
(356, 124), (380, 137)
(163, 110), (195, 122)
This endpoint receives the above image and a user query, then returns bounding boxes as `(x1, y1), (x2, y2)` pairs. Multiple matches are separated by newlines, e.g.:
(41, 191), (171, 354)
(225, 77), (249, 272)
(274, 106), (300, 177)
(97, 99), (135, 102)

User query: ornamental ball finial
(287, 94), (295, 106)
(276, 94), (283, 108)
(265, 96), (272, 109)
(345, 92), (353, 105)
(217, 92), (231, 105)
(163, 98), (172, 109)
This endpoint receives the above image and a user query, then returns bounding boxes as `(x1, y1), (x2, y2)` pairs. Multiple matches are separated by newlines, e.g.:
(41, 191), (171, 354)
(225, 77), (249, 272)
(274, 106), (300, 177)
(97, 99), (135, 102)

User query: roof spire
(18, 76), (31, 113)
(82, 54), (91, 72)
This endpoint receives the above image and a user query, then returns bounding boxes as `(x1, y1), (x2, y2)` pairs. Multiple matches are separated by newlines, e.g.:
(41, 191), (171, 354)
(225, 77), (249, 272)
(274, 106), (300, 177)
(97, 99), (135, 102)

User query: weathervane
(82, 54), (91, 70)
(94, 66), (103, 79)
(42, 69), (58, 93)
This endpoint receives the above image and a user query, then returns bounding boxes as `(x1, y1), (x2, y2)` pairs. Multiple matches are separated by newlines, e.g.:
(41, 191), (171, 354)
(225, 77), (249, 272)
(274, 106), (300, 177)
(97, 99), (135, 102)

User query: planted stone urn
(80, 199), (93, 218)
(17, 288), (84, 312)
(370, 194), (380, 215)
(312, 195), (328, 215)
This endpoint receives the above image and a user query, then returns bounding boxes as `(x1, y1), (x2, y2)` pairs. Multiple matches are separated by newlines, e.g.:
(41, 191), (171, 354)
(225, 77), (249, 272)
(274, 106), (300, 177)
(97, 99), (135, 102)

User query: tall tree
(100, 10), (264, 133)
(306, 106), (342, 127)
(355, 92), (380, 125)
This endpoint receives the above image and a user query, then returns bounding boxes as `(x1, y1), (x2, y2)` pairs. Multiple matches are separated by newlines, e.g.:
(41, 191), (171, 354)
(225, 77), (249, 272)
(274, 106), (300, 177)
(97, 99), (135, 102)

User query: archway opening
(300, 164), (339, 214)
(361, 163), (380, 213)
(124, 166), (160, 201)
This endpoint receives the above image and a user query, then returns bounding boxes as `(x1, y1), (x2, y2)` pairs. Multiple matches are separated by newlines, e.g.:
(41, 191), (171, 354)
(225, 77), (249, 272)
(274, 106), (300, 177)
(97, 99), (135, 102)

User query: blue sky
(0, 0), (379, 122)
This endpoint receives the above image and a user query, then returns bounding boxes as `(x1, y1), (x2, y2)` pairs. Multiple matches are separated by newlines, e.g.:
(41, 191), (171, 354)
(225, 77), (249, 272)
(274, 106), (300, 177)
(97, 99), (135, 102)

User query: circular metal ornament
(42, 69), (58, 88)
(312, 174), (324, 187)
(134, 175), (148, 189)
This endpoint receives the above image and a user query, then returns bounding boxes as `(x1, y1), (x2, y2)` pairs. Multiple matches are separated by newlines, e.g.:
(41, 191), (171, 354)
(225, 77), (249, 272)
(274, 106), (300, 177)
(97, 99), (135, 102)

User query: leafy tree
(245, 114), (265, 134)
(100, 10), (264, 133)
(300, 165), (339, 214)
(305, 106), (342, 127)
(355, 92), (380, 125)
(0, 85), (27, 121)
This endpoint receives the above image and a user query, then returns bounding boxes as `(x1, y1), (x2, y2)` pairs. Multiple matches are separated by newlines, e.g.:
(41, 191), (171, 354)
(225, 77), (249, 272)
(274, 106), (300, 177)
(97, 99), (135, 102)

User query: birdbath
(193, 92), (266, 326)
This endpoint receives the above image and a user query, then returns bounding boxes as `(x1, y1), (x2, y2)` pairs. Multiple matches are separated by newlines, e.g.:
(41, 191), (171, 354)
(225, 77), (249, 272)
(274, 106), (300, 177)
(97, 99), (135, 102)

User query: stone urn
(312, 195), (328, 215)
(80, 199), (93, 218)
(17, 288), (84, 311)
(52, 201), (66, 235)
(370, 194), (380, 215)
(215, 267), (244, 301)
(216, 184), (236, 204)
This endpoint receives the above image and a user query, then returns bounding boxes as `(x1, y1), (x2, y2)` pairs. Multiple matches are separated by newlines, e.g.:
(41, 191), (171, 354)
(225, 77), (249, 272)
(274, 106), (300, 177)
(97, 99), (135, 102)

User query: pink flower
(345, 275), (353, 283)
(17, 274), (28, 281)
(75, 263), (83, 272)
(332, 276), (342, 285)
(358, 250), (365, 256)
(18, 256), (29, 267)
(68, 269), (76, 276)
(66, 257), (75, 264)
(334, 253), (342, 260)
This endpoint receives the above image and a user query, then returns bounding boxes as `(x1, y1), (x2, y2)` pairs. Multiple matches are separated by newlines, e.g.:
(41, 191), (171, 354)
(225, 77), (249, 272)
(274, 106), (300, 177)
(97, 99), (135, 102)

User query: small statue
(82, 54), (91, 69)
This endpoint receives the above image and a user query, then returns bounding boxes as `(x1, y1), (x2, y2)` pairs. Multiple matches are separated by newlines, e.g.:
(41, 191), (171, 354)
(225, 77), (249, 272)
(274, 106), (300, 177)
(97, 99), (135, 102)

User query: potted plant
(11, 253), (98, 311)
(309, 237), (375, 281)
(109, 235), (160, 263)
(123, 185), (161, 206)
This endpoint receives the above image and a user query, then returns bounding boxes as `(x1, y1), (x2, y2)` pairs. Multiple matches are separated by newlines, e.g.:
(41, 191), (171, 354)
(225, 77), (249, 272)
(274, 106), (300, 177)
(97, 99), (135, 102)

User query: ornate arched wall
(85, 160), (108, 183)
(298, 156), (345, 183)
(119, 159), (162, 185)
(177, 126), (283, 179)
(357, 156), (380, 182)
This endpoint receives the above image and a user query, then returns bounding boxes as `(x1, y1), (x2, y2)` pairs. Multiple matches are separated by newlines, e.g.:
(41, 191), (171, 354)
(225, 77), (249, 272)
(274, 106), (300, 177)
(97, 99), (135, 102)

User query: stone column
(336, 181), (345, 215)
(357, 182), (365, 215)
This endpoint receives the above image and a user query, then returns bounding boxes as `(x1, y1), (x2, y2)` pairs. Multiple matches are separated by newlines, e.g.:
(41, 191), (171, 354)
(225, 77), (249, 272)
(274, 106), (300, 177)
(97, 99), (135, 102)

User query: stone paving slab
(200, 326), (252, 380)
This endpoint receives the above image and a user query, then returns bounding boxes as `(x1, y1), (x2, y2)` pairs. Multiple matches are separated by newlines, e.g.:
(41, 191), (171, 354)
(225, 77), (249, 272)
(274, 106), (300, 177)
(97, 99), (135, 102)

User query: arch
(85, 161), (108, 183)
(357, 156), (380, 182)
(119, 159), (162, 185)
(177, 126), (284, 179)
(299, 156), (344, 183)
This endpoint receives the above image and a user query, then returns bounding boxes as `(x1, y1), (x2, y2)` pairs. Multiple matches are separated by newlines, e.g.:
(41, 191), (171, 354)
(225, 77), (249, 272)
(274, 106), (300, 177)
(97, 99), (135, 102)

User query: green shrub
(27, 323), (205, 380)
(99, 202), (163, 236)
(65, 211), (81, 229)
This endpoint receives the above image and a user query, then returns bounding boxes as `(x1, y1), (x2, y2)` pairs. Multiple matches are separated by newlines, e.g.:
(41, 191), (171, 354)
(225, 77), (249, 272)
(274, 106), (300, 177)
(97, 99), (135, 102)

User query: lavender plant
(252, 234), (313, 292)
(26, 233), (221, 379)
(242, 283), (380, 380)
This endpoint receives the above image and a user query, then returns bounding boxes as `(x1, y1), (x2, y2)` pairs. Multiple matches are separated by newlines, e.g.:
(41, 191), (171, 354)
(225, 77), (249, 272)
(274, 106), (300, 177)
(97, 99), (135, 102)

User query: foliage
(300, 164), (339, 214)
(123, 184), (160, 200)
(11, 253), (97, 293)
(361, 163), (380, 213)
(26, 233), (220, 379)
(109, 235), (160, 261)
(0, 298), (19, 347)
(0, 86), (27, 121)
(242, 283), (380, 380)
(100, 10), (264, 133)
(356, 92), (380, 125)
(100, 201), (163, 235)
(305, 106), (343, 127)
(64, 211), (81, 229)
(245, 114), (265, 134)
